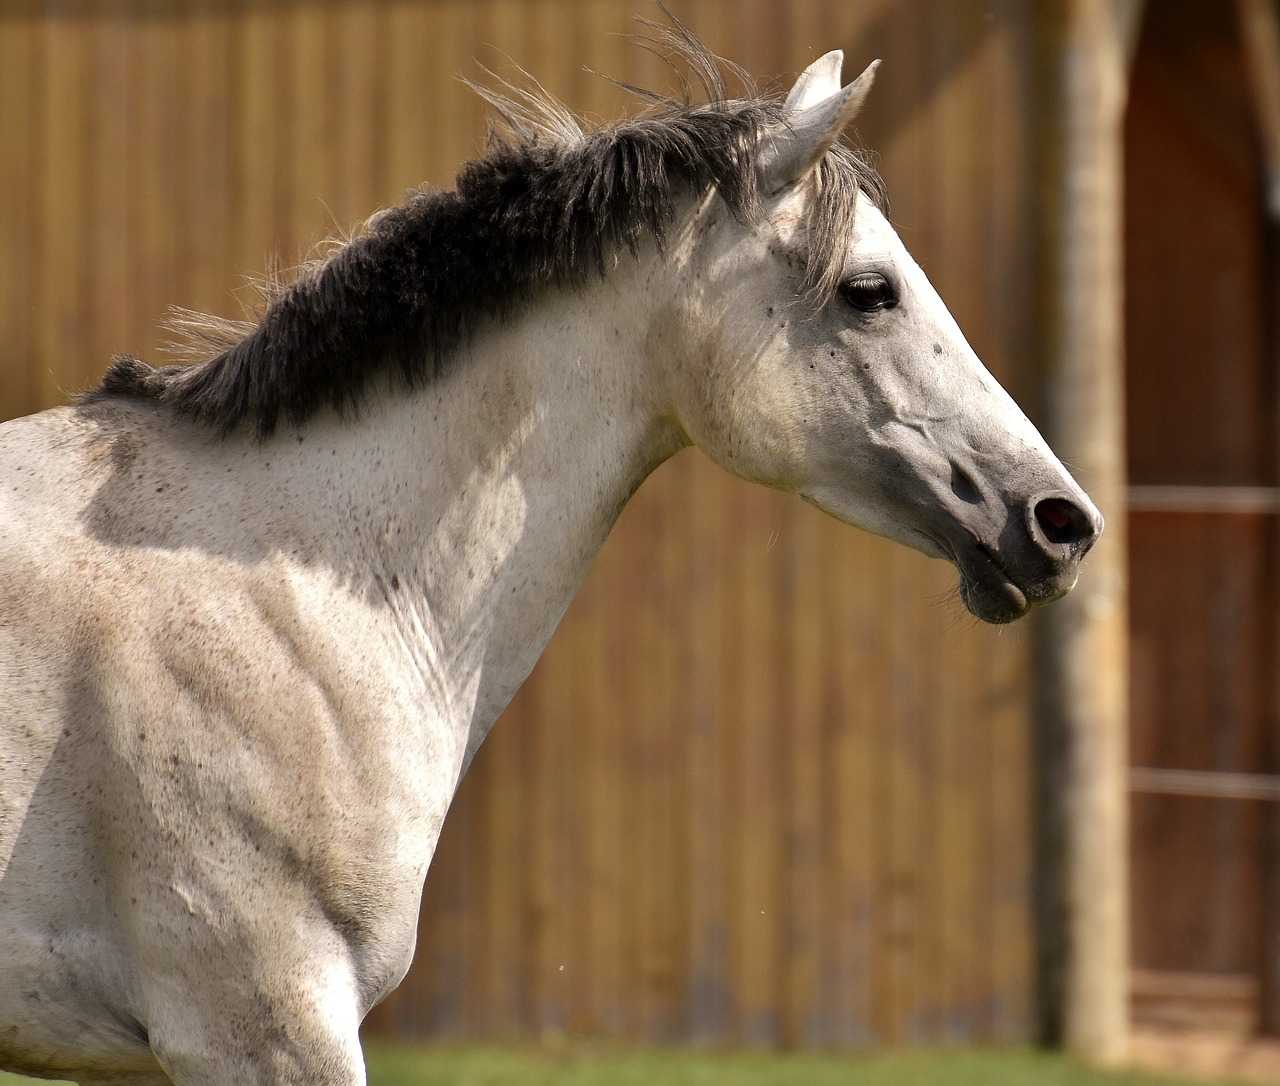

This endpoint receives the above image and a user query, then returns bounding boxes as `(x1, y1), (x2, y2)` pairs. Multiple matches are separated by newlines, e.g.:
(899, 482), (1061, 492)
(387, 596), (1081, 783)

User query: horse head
(665, 52), (1102, 623)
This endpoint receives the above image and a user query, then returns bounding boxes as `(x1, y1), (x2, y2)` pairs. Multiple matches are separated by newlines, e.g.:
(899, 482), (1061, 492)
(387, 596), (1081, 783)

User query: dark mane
(89, 28), (888, 439)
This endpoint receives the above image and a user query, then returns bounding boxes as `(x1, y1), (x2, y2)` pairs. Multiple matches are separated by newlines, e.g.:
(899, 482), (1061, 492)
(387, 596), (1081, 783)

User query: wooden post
(1237, 0), (1280, 218)
(1033, 0), (1143, 1066)
(1236, 0), (1280, 1038)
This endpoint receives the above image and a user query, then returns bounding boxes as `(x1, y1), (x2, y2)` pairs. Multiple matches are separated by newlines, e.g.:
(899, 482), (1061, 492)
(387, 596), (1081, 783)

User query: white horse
(0, 29), (1100, 1086)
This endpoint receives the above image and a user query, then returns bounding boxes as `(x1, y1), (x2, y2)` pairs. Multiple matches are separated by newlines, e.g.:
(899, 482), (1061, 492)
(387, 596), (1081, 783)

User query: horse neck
(331, 261), (685, 752)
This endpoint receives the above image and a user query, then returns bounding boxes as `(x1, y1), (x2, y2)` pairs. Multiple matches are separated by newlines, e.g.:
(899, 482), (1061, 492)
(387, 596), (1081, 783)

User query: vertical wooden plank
(781, 0), (822, 77)
(84, 7), (130, 387)
(0, 15), (41, 419)
(37, 12), (89, 407)
(612, 472), (663, 1039)
(939, 627), (982, 1043)
(440, 0), (488, 185)
(1237, 0), (1280, 216)
(815, 517), (857, 1047)
(564, 554), (609, 1040)
(922, 557), (950, 1044)
(683, 458), (730, 1044)
(132, 12), (187, 361)
(327, 1), (381, 227)
(885, 549), (931, 1044)
(525, 588), (573, 1037)
(731, 482), (787, 1047)
(856, 534), (895, 1047)
(985, 0), (1040, 403)
(707, 0), (790, 88)
(183, 5), (233, 322)
(989, 628), (1036, 1041)
(616, 0), (679, 103)
(812, 529), (862, 1046)
(782, 503), (825, 1047)
(381, 0), (435, 199)
(656, 454), (692, 1043)
(284, 1), (330, 257)
(475, 687), (529, 1037)
(718, 472), (746, 1048)
(585, 530), (625, 1037)
(621, 457), (684, 1041)
(230, 0), (282, 298)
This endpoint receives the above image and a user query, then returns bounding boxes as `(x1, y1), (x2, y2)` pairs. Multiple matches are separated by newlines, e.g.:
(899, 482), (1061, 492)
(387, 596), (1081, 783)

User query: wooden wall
(1124, 0), (1279, 1036)
(0, 0), (1050, 1046)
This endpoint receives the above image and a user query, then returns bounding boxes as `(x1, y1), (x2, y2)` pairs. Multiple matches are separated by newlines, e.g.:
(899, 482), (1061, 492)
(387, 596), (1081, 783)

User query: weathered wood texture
(1126, 0), (1280, 1040)
(0, 0), (1051, 1046)
(1030, 0), (1137, 1066)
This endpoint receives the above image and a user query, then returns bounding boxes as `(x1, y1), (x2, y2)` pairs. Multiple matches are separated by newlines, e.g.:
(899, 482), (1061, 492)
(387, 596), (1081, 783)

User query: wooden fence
(0, 0), (1053, 1046)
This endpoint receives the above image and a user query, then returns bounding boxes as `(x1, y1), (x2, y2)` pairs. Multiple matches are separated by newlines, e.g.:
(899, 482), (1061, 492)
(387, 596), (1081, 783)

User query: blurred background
(1, 0), (1277, 1078)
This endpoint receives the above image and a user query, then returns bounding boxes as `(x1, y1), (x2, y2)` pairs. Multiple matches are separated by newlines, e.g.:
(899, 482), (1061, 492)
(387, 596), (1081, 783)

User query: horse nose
(1029, 493), (1103, 558)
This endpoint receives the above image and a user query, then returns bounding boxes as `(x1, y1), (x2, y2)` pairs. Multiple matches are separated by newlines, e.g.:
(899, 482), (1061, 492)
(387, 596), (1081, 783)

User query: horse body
(1, 38), (1100, 1085)
(0, 262), (675, 1082)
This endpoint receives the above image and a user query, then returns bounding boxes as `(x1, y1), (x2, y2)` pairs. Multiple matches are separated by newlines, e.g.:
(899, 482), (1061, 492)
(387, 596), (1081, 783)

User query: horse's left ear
(760, 54), (880, 194)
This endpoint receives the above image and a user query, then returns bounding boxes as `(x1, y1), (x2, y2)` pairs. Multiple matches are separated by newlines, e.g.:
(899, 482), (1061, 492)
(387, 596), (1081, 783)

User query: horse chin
(954, 548), (1031, 625)
(958, 574), (1029, 624)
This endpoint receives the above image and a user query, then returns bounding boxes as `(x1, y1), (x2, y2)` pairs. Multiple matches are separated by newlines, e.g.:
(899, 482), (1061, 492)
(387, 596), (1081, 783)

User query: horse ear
(783, 50), (845, 112)
(761, 57), (880, 194)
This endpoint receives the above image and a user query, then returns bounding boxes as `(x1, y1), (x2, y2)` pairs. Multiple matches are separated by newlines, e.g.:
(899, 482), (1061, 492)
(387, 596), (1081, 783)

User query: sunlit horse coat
(0, 28), (1101, 1086)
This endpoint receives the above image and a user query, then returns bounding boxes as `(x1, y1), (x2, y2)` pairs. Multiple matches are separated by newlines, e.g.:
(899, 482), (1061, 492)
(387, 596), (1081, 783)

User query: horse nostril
(1033, 496), (1098, 549)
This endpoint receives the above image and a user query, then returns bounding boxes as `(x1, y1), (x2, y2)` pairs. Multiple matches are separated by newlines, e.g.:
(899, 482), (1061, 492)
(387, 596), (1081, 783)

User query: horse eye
(839, 273), (895, 313)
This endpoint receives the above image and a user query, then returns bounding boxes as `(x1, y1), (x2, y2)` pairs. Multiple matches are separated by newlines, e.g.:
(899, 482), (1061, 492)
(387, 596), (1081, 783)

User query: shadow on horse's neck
(79, 254), (685, 630)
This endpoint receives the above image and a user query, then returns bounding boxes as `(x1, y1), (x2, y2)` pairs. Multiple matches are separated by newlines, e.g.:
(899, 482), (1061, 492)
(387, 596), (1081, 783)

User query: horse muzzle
(950, 489), (1103, 624)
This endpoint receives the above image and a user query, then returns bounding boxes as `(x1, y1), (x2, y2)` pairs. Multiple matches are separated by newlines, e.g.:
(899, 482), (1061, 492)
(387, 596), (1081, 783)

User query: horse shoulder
(0, 404), (452, 1043)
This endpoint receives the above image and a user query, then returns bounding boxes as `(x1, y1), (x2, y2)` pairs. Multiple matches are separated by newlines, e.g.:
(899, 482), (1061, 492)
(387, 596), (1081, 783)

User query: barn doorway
(1124, 0), (1280, 1042)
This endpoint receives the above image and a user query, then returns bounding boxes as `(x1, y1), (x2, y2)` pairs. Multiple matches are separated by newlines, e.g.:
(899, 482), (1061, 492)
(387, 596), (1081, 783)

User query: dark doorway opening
(1124, 0), (1280, 1041)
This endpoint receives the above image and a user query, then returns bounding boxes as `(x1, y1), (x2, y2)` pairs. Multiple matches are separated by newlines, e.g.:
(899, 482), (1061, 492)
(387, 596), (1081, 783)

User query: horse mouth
(955, 545), (1030, 624)
(906, 530), (1027, 624)
(948, 540), (1079, 624)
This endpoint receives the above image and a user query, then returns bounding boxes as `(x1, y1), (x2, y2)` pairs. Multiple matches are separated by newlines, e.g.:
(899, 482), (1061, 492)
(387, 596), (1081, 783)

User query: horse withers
(0, 28), (1100, 1086)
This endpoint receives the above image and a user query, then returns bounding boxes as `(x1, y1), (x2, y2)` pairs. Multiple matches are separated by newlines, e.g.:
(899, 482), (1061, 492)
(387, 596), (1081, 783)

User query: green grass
(0, 1041), (1251, 1086)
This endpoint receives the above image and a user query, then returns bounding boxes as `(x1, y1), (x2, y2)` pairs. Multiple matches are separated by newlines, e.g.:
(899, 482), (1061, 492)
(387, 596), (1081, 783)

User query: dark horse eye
(839, 273), (895, 312)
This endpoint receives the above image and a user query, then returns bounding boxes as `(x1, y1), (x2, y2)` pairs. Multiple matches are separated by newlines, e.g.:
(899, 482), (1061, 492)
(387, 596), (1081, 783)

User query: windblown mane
(89, 22), (888, 439)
